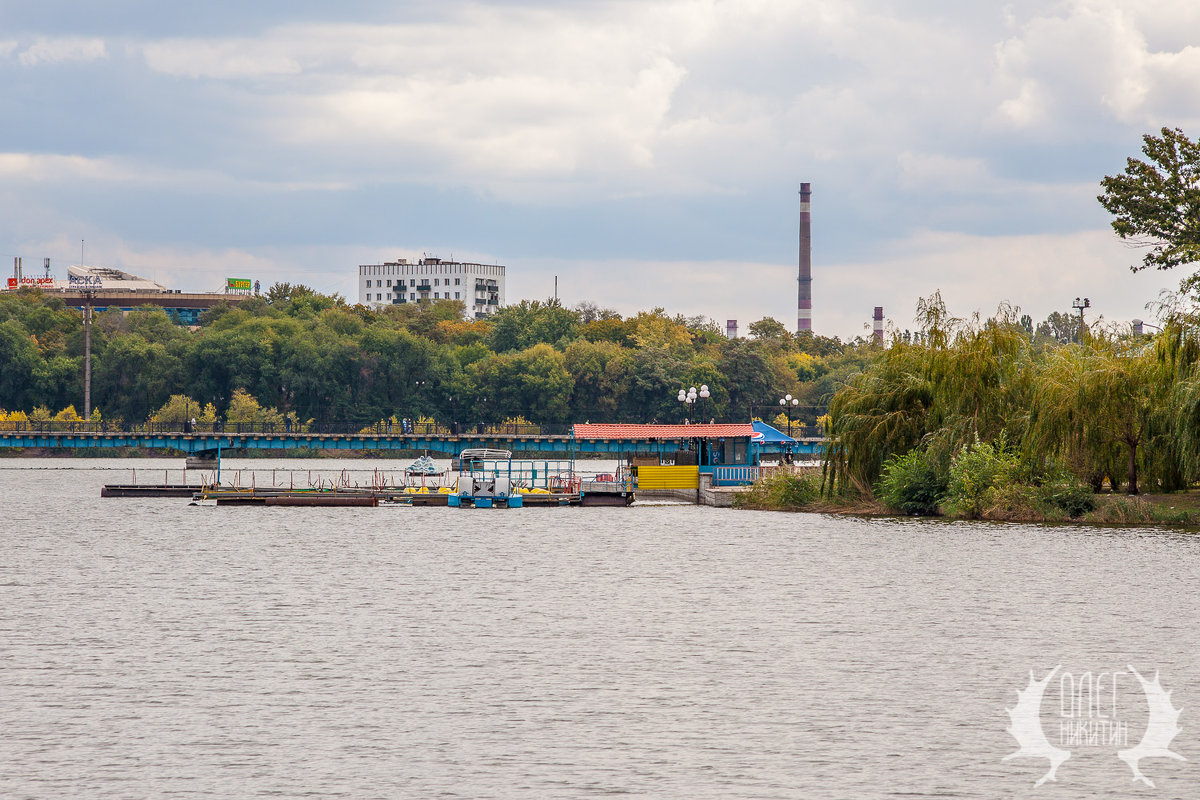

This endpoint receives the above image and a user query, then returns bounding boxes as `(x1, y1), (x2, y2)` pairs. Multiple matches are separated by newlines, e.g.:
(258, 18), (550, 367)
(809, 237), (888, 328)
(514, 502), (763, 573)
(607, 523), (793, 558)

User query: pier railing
(712, 463), (822, 486)
(713, 466), (761, 486)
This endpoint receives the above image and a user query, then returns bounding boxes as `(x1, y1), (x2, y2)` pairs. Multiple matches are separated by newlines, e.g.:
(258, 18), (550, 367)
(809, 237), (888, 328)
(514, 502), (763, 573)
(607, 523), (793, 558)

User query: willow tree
(918, 306), (1034, 467)
(1157, 315), (1200, 482)
(1028, 336), (1175, 494)
(823, 344), (935, 494)
(823, 294), (1034, 495)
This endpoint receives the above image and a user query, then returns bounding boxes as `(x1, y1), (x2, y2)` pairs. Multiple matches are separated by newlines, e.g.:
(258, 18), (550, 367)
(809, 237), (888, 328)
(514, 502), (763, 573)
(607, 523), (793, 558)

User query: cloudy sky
(3, 0), (1199, 338)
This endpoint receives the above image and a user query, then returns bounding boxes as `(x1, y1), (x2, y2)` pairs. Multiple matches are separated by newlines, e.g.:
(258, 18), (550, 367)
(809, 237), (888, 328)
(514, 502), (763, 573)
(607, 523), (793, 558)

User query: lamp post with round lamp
(677, 387), (695, 422)
(676, 385), (711, 423)
(778, 394), (799, 437)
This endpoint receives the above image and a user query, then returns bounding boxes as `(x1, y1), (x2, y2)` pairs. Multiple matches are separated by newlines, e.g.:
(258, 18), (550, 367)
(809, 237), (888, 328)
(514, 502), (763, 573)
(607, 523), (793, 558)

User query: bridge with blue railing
(0, 422), (826, 459)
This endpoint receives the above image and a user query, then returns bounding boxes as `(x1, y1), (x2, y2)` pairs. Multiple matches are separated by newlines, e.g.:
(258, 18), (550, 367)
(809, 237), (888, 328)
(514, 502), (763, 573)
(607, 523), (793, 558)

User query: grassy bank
(733, 470), (1200, 526)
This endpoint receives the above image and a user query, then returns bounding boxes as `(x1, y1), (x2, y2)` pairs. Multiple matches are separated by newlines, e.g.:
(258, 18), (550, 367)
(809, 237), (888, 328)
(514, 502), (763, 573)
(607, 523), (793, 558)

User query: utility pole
(83, 289), (94, 418)
(80, 241), (94, 419)
(1072, 297), (1090, 340)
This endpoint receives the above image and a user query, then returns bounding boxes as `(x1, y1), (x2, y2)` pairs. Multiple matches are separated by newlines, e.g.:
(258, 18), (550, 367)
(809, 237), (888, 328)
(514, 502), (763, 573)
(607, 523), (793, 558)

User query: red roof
(572, 423), (753, 439)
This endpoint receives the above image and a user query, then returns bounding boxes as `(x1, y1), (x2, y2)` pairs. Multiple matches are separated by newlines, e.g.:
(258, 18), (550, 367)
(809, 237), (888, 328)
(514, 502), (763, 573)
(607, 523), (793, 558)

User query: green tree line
(0, 284), (875, 429)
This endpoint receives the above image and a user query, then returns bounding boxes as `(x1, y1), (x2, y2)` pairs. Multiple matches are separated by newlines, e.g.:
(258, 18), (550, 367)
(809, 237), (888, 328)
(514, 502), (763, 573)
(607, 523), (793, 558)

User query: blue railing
(713, 466), (761, 486)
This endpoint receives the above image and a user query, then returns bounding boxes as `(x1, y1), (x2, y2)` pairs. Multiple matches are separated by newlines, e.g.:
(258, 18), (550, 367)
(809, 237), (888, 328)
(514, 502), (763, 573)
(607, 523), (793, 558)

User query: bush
(875, 449), (946, 515)
(734, 470), (820, 510)
(945, 436), (1019, 518)
(982, 482), (1061, 521)
(1039, 481), (1096, 518)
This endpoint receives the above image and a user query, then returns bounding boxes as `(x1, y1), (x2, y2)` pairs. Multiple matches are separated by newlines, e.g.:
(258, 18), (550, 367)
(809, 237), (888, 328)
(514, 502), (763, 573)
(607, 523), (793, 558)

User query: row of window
(369, 292), (467, 301)
(364, 293), (496, 307)
(367, 277), (467, 288)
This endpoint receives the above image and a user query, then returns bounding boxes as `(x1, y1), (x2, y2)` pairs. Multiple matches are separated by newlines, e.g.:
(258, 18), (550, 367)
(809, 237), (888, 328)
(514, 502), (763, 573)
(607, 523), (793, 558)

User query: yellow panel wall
(637, 465), (700, 490)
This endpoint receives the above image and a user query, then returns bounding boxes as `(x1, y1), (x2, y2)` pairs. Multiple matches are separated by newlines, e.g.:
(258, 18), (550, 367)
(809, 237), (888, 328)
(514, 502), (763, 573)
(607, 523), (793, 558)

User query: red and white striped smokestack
(798, 183), (812, 333)
(873, 306), (884, 343)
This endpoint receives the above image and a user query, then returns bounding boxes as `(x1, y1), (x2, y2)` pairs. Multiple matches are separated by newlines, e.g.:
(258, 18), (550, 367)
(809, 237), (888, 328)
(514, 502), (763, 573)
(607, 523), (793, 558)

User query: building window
(410, 293), (415, 300)
(455, 292), (460, 299)
(386, 279), (392, 287)
(455, 278), (460, 285)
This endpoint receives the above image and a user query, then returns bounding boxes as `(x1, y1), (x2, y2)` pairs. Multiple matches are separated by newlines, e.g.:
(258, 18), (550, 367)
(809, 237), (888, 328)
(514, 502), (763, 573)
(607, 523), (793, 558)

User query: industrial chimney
(726, 319), (738, 339)
(873, 306), (884, 343)
(798, 183), (812, 333)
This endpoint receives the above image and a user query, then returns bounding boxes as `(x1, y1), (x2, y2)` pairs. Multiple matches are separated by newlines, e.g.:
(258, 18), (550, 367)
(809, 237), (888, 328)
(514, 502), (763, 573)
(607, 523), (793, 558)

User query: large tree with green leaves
(1098, 127), (1200, 272)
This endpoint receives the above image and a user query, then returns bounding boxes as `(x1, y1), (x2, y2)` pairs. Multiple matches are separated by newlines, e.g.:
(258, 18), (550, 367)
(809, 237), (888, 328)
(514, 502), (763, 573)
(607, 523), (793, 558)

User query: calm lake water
(3, 458), (1198, 798)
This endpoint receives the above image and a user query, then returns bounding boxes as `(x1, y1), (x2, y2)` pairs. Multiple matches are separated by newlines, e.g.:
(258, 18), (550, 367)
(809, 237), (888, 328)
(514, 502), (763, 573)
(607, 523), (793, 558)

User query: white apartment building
(358, 257), (505, 319)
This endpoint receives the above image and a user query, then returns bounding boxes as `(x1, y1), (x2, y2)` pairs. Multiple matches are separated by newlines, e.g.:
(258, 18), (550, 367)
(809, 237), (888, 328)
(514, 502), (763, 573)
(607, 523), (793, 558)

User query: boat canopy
(458, 448), (513, 461)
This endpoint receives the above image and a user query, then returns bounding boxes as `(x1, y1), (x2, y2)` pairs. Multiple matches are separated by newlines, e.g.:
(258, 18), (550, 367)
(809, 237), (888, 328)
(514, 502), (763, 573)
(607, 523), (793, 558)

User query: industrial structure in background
(6, 257), (252, 326)
(873, 306), (884, 343)
(358, 256), (506, 319)
(797, 182), (813, 333)
(726, 319), (738, 339)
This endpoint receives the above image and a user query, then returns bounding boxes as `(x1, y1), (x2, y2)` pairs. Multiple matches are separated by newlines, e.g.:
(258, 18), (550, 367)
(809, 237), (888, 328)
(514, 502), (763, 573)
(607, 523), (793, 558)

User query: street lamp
(677, 385), (710, 422)
(778, 394), (799, 437)
(677, 387), (693, 422)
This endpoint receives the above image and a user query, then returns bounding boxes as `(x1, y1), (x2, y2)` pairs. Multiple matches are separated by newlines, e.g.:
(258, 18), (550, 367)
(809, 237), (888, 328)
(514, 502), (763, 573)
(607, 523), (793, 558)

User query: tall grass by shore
(733, 469), (1200, 526)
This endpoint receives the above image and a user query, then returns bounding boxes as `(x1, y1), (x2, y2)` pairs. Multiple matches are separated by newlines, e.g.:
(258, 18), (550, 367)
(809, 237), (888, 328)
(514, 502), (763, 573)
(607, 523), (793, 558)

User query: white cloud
(18, 37), (107, 66)
(89, 0), (1194, 208)
(0, 151), (349, 193)
(0, 153), (127, 182)
(992, 1), (1200, 132)
(120, 4), (1004, 199)
(896, 153), (994, 192)
(0, 40), (17, 59)
(142, 39), (300, 79)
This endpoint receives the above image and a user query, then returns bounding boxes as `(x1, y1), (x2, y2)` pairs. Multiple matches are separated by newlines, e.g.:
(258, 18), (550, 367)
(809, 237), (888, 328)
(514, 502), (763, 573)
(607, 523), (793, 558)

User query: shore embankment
(733, 470), (1200, 526)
